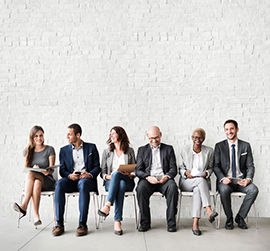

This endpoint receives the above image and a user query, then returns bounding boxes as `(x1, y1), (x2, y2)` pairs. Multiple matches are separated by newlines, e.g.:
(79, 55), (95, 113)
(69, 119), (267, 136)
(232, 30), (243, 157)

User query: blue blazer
(59, 141), (101, 193)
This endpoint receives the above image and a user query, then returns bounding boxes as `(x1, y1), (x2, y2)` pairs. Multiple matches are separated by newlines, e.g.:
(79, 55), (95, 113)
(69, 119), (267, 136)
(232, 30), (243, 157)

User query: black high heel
(13, 203), (26, 219)
(98, 205), (110, 219)
(114, 222), (123, 236)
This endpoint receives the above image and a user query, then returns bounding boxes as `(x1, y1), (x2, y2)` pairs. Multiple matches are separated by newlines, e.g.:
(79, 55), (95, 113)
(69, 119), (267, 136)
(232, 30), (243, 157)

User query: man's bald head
(147, 126), (162, 148)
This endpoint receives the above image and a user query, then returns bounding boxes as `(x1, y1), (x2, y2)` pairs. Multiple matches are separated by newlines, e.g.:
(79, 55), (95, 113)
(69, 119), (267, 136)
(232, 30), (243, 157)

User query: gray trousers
(218, 182), (259, 220)
(180, 177), (211, 218)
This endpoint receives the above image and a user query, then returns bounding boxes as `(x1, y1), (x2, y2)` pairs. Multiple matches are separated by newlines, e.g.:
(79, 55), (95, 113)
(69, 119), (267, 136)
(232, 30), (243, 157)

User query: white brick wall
(1, 0), (269, 220)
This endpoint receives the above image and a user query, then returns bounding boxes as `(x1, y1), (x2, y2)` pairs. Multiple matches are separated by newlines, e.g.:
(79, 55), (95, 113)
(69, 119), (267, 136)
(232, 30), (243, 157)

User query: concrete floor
(1, 216), (270, 251)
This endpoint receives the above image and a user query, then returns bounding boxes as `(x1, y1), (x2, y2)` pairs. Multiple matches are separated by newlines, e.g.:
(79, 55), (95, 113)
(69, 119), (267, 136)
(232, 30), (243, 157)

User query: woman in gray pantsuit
(179, 128), (218, 236)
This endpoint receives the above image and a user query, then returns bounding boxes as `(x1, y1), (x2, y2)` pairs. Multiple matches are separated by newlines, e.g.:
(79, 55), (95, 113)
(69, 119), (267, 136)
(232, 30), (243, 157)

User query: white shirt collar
(228, 139), (238, 147)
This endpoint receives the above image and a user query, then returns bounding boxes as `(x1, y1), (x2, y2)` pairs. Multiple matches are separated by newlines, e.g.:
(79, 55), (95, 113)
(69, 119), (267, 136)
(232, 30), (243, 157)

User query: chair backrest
(52, 168), (59, 181)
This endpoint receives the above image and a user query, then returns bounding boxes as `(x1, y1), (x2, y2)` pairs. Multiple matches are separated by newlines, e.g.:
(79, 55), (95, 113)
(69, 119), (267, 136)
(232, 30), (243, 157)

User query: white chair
(216, 192), (258, 229)
(98, 191), (138, 229)
(17, 169), (58, 228)
(177, 190), (216, 229)
(64, 191), (99, 229)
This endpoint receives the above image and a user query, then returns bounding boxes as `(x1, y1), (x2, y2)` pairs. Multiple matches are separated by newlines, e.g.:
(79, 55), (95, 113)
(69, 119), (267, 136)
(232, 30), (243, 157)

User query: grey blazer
(179, 145), (214, 188)
(213, 139), (255, 182)
(100, 147), (136, 181)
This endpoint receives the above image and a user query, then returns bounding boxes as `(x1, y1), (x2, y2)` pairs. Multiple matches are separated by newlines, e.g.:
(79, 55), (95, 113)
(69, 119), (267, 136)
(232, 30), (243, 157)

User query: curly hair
(107, 126), (130, 153)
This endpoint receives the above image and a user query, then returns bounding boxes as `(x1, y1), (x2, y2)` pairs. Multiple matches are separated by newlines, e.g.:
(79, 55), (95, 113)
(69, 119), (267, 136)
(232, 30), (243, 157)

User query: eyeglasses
(192, 136), (204, 141)
(148, 136), (160, 141)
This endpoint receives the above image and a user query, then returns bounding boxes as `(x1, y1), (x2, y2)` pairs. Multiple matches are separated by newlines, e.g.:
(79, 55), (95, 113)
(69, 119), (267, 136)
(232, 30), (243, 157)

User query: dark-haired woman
(98, 126), (136, 235)
(13, 125), (56, 227)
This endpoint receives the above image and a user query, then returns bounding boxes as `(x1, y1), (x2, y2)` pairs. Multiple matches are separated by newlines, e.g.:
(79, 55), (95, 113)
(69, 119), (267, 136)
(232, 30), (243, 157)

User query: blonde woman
(14, 125), (56, 227)
(179, 128), (218, 236)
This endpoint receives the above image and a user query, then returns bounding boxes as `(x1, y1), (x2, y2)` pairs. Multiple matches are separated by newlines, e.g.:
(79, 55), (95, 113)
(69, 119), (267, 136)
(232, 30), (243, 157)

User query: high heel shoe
(13, 203), (26, 219)
(34, 220), (42, 229)
(98, 205), (110, 219)
(114, 222), (123, 236)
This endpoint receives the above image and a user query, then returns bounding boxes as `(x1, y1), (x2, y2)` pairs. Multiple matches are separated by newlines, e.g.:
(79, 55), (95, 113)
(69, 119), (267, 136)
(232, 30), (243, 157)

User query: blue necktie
(231, 144), (236, 178)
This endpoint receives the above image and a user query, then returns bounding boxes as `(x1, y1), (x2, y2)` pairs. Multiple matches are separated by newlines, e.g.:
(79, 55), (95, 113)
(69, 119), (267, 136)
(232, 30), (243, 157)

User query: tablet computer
(230, 177), (242, 185)
(117, 164), (137, 173)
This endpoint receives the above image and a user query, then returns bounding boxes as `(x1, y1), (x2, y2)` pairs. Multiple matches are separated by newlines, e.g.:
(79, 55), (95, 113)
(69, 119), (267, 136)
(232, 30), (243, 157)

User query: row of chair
(18, 189), (258, 229)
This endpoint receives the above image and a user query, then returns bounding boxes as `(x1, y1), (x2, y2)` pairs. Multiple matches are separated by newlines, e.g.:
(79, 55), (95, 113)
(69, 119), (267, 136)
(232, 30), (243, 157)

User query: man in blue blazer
(52, 124), (100, 237)
(136, 126), (179, 232)
(214, 119), (258, 230)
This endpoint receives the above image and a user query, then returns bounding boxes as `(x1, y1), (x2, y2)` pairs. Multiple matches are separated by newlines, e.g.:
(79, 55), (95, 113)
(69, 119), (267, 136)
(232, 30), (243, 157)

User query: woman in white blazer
(98, 126), (136, 235)
(179, 128), (218, 236)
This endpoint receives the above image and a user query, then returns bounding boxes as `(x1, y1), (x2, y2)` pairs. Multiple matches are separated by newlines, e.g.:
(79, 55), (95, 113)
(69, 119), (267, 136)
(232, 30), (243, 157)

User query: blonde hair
(192, 128), (206, 139)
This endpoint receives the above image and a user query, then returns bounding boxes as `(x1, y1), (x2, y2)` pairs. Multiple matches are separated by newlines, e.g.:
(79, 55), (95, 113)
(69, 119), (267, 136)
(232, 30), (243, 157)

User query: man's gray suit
(214, 139), (259, 219)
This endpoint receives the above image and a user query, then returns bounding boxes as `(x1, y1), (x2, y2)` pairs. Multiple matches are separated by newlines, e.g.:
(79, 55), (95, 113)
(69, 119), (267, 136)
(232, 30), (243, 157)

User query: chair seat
(230, 192), (247, 197)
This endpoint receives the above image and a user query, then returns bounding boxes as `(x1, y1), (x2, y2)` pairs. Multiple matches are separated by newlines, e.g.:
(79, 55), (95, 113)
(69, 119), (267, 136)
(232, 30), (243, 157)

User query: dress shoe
(138, 225), (150, 232)
(76, 225), (88, 236)
(192, 229), (202, 236)
(235, 214), (248, 229)
(225, 218), (234, 230)
(13, 203), (26, 219)
(167, 226), (177, 232)
(52, 225), (64, 236)
(209, 212), (218, 223)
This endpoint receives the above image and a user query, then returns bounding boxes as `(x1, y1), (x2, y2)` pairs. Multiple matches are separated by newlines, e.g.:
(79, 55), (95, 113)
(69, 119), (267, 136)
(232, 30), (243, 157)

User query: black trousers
(136, 179), (179, 227)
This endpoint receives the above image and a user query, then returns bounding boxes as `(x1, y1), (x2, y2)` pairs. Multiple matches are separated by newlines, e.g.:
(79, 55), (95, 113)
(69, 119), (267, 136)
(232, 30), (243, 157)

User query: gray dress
(23, 145), (56, 190)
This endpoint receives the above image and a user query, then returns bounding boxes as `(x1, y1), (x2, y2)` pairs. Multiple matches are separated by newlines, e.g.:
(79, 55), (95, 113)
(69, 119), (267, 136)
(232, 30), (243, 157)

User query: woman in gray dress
(13, 125), (56, 227)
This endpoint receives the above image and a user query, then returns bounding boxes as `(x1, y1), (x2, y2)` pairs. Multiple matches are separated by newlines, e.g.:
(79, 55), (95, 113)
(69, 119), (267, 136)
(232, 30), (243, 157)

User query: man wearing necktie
(214, 120), (258, 230)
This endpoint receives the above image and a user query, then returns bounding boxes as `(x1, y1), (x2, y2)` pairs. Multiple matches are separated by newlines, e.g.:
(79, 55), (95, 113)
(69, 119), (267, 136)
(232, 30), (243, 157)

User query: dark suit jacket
(135, 143), (177, 180)
(214, 139), (255, 182)
(59, 141), (101, 193)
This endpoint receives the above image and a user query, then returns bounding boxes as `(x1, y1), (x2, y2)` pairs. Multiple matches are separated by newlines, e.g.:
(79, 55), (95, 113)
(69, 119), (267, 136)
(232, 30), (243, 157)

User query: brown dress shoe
(76, 225), (88, 236)
(52, 225), (64, 236)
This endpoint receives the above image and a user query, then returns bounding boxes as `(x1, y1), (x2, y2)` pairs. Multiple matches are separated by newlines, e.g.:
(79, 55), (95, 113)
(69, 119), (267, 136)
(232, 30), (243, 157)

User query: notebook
(117, 164), (137, 173)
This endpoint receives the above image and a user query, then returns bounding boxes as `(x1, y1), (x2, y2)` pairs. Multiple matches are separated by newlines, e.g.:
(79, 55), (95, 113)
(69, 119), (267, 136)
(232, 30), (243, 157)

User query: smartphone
(75, 171), (81, 175)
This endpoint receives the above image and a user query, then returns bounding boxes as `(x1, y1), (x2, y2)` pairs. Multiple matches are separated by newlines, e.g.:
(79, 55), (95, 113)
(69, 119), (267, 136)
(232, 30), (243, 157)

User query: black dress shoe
(225, 218), (234, 230)
(192, 229), (202, 236)
(167, 226), (177, 232)
(138, 225), (150, 232)
(235, 214), (248, 229)
(209, 212), (218, 223)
